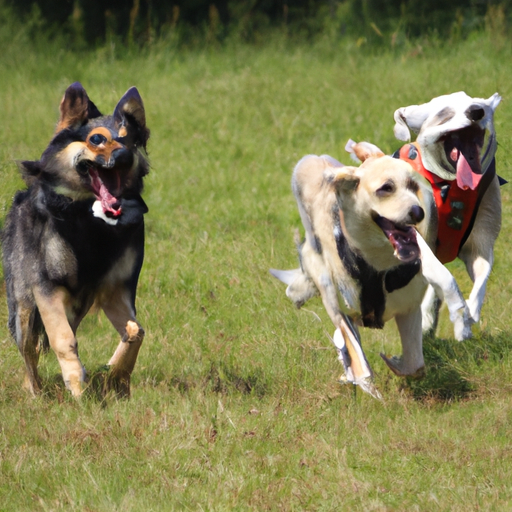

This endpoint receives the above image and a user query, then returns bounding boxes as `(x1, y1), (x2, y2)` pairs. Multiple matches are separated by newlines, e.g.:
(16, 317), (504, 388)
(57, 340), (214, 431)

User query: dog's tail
(7, 303), (49, 353)
(269, 268), (319, 308)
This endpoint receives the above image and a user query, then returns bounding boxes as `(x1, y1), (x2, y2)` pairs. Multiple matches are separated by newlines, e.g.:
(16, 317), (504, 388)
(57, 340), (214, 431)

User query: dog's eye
(89, 133), (107, 146)
(376, 181), (395, 196)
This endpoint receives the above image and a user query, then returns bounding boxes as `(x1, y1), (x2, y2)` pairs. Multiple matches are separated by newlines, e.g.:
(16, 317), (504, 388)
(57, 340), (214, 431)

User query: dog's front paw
(454, 321), (473, 341)
(62, 365), (87, 397)
(452, 307), (474, 341)
(338, 373), (382, 400)
(380, 353), (425, 379)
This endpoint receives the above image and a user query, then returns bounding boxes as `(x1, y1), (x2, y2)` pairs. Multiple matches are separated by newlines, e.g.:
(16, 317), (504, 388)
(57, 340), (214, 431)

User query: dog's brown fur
(2, 83), (150, 398)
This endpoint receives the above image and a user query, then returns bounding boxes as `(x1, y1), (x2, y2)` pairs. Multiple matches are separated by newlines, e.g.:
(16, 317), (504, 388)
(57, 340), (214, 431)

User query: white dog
(272, 150), (472, 398)
(392, 92), (502, 335)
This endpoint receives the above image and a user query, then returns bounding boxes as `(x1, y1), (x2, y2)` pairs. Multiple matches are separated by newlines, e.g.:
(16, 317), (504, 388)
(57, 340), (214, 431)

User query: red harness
(397, 143), (491, 264)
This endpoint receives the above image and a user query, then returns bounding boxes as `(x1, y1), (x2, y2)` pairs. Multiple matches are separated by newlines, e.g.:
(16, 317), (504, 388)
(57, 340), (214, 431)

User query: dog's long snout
(408, 205), (424, 224)
(96, 147), (134, 169)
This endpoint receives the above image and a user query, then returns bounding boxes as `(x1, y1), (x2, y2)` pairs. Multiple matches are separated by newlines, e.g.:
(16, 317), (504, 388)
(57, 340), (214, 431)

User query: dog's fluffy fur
(393, 92), (502, 335)
(272, 151), (471, 397)
(2, 82), (150, 398)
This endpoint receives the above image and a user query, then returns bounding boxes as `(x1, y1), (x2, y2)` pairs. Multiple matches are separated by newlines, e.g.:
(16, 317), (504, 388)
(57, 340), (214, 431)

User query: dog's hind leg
(33, 286), (86, 397)
(462, 255), (493, 324)
(14, 305), (43, 395)
(458, 177), (501, 324)
(381, 309), (425, 378)
(420, 285), (442, 337)
(100, 287), (144, 398)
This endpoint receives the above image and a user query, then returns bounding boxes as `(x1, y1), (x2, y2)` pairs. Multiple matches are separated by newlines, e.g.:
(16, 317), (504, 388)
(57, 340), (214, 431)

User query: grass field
(1, 27), (512, 511)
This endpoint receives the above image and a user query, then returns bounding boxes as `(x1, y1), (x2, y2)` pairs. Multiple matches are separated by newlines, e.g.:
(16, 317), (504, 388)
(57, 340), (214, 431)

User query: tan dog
(272, 150), (471, 398)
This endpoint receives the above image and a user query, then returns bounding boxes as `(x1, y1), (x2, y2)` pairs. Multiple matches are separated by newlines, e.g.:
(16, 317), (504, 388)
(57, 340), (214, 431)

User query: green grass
(1, 29), (512, 510)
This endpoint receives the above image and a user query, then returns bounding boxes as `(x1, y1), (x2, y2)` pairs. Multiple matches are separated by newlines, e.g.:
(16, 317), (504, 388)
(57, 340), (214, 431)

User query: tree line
(4, 0), (508, 47)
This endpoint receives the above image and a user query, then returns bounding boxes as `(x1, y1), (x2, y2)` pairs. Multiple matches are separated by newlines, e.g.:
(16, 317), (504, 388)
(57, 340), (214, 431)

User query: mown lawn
(1, 29), (512, 510)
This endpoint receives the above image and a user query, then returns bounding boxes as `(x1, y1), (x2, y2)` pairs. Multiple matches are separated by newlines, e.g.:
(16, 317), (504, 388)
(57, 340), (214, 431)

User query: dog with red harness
(392, 92), (503, 337)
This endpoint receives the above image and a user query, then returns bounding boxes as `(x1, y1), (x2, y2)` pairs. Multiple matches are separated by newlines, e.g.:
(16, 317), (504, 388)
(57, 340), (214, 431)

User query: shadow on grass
(40, 374), (68, 403)
(39, 366), (130, 405)
(400, 331), (512, 402)
(37, 360), (270, 403)
(86, 365), (129, 403)
(39, 331), (512, 404)
(204, 362), (269, 397)
(166, 361), (270, 398)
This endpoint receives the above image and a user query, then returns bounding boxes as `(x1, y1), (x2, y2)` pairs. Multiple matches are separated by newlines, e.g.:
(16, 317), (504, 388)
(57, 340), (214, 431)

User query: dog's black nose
(466, 105), (485, 122)
(110, 147), (134, 169)
(409, 205), (424, 224)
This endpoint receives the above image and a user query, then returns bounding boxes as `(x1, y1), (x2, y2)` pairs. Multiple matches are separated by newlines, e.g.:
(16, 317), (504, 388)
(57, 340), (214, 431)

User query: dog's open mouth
(443, 126), (484, 191)
(89, 168), (122, 218)
(373, 215), (419, 263)
(447, 147), (482, 191)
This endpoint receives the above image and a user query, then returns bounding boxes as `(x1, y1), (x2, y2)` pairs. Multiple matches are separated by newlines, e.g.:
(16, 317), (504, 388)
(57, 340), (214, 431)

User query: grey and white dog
(393, 92), (502, 336)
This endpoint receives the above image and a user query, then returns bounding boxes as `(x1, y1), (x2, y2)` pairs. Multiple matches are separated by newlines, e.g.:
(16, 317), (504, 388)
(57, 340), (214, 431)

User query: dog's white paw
(467, 297), (482, 325)
(334, 328), (382, 399)
(453, 318), (473, 341)
(380, 353), (426, 379)
(356, 377), (383, 400)
(452, 307), (474, 341)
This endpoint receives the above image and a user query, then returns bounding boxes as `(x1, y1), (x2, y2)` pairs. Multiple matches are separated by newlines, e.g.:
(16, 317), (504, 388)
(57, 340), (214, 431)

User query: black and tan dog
(2, 82), (150, 398)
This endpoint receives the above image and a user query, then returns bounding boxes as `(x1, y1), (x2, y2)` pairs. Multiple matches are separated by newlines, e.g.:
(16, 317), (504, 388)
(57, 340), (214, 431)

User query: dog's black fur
(2, 82), (150, 397)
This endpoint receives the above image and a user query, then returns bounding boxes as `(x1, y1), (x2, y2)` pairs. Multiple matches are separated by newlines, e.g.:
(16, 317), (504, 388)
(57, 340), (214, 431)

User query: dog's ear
(16, 160), (42, 186)
(393, 108), (413, 141)
(56, 82), (102, 133)
(328, 166), (360, 193)
(113, 87), (150, 148)
(345, 139), (385, 162)
(393, 101), (436, 141)
(488, 92), (502, 112)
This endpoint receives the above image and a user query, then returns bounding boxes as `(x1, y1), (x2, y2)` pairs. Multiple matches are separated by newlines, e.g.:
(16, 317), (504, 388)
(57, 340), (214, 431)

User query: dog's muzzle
(86, 147), (135, 219)
(373, 215), (420, 263)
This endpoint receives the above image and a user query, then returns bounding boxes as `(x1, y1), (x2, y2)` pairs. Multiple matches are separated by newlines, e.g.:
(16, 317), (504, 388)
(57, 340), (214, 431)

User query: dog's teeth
(450, 147), (459, 162)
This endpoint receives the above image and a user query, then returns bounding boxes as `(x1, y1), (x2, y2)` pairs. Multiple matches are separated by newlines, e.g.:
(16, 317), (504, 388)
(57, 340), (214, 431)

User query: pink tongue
(90, 169), (122, 217)
(455, 150), (482, 190)
(98, 182), (122, 217)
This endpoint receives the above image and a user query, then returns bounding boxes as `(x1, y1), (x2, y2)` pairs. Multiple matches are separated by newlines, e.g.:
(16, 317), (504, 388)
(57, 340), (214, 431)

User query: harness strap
(459, 157), (496, 250)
